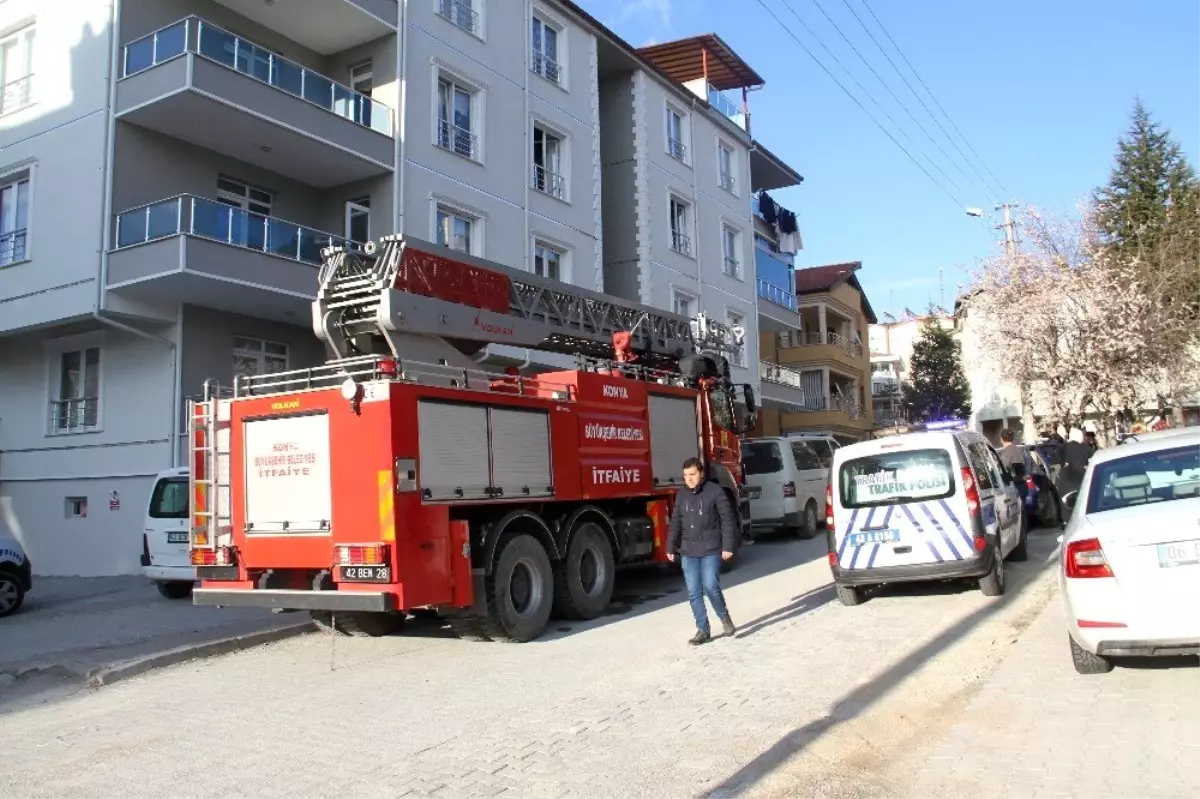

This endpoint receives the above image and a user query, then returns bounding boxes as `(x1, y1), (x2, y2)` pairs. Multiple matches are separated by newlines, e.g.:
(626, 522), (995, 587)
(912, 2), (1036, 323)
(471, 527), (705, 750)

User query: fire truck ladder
(315, 235), (743, 371)
(188, 380), (232, 552)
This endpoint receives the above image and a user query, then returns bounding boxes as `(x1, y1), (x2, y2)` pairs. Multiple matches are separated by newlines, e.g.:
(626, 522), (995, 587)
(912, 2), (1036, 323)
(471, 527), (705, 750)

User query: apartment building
(754, 262), (877, 444)
(6, 0), (781, 576)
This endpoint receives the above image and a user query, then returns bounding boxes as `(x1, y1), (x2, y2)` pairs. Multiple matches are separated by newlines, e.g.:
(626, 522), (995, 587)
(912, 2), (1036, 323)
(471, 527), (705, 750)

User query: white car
(140, 467), (197, 599)
(1059, 430), (1200, 674)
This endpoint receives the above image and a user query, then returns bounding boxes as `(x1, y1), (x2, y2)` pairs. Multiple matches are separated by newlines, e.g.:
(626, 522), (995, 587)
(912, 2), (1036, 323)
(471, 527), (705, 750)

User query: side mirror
(742, 383), (757, 415)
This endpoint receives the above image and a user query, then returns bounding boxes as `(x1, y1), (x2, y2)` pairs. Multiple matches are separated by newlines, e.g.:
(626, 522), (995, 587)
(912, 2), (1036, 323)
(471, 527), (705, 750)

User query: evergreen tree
(1099, 97), (1200, 256)
(901, 317), (971, 423)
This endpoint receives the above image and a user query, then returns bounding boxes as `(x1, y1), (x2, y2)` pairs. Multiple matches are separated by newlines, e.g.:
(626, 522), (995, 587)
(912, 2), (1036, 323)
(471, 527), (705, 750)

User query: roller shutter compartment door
(648, 394), (700, 487)
(489, 408), (553, 498)
(418, 401), (491, 500)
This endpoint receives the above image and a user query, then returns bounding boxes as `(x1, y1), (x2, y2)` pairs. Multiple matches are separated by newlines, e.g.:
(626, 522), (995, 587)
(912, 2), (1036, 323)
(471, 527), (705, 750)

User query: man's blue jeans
(681, 553), (729, 634)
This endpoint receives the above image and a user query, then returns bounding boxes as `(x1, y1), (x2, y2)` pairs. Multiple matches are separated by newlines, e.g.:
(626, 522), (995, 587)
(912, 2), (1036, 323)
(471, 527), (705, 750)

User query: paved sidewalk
(904, 592), (1200, 799)
(1, 576), (308, 695)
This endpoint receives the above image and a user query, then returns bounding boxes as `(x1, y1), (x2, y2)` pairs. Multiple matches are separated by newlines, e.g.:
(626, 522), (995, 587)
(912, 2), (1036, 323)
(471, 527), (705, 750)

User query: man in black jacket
(666, 457), (737, 645)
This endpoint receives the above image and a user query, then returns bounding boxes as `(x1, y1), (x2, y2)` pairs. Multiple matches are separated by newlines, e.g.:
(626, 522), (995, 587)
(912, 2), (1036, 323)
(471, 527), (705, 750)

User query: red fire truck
(189, 235), (757, 642)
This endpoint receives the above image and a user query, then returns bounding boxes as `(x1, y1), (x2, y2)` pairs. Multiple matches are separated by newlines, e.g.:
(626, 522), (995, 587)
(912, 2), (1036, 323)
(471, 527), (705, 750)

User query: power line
(855, 0), (1011, 199)
(748, 0), (969, 213)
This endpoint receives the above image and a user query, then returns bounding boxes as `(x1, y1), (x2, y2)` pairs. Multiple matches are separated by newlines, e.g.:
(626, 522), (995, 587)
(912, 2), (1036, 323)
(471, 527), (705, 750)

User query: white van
(827, 427), (1027, 606)
(140, 466), (196, 599)
(742, 435), (838, 538)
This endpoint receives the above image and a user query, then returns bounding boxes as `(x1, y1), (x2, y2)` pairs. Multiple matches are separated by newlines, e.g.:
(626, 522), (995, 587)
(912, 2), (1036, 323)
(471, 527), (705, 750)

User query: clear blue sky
(577, 0), (1200, 317)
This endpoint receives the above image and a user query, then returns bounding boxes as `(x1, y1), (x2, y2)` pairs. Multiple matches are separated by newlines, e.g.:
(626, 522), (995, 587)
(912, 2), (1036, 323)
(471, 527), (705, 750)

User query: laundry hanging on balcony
(758, 192), (779, 224)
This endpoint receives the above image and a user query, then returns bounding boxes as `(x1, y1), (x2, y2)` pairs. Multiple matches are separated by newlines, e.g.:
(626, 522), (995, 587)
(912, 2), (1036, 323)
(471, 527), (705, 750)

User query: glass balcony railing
(121, 17), (394, 136)
(707, 85), (746, 131)
(113, 195), (362, 266)
(754, 249), (797, 311)
(756, 278), (797, 312)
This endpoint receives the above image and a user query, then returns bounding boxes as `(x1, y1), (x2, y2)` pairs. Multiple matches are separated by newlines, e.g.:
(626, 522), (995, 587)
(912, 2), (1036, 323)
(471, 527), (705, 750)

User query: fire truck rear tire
(482, 533), (554, 643)
(336, 611), (407, 637)
(552, 523), (616, 620)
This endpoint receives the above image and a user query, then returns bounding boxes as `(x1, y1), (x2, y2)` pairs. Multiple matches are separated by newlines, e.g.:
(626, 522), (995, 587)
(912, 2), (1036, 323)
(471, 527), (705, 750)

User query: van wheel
(481, 533), (554, 642)
(835, 584), (862, 606)
(979, 540), (1006, 596)
(553, 523), (615, 620)
(156, 581), (193, 600)
(800, 502), (819, 539)
(0, 571), (25, 617)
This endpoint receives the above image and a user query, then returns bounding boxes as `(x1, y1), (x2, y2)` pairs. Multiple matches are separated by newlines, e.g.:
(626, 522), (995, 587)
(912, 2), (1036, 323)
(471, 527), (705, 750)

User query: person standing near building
(666, 458), (737, 645)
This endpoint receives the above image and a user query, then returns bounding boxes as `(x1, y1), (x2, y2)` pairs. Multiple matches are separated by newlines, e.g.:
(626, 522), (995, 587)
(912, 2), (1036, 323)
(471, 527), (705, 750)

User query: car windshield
(149, 478), (189, 519)
(742, 442), (784, 475)
(1085, 445), (1200, 514)
(839, 448), (956, 508)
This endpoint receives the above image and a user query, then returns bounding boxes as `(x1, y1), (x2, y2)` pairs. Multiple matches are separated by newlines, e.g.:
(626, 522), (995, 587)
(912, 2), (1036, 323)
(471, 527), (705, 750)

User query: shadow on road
(702, 532), (1060, 798)
(734, 583), (836, 640)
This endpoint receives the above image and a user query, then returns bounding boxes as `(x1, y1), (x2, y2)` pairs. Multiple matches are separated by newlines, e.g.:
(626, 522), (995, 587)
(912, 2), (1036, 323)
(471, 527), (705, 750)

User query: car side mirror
(741, 383), (757, 415)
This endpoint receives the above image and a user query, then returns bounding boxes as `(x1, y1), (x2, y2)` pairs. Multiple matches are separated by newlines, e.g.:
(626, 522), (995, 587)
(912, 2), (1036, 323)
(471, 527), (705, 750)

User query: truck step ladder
(188, 380), (232, 552)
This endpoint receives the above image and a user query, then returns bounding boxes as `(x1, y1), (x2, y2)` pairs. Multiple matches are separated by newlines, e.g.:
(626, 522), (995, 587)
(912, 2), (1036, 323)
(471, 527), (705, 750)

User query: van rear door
(834, 445), (976, 570)
(742, 441), (787, 524)
(145, 475), (190, 567)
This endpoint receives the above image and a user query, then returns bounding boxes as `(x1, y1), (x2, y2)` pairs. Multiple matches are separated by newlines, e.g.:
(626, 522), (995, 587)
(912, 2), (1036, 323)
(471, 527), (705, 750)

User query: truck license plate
(745, 486), (761, 499)
(167, 532), (189, 544)
(1157, 540), (1200, 569)
(339, 565), (392, 583)
(847, 529), (901, 547)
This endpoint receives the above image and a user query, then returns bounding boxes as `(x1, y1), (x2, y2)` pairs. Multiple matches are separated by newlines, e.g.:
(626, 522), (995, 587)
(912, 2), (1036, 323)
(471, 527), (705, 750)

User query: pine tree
(1099, 97), (1200, 256)
(901, 317), (971, 423)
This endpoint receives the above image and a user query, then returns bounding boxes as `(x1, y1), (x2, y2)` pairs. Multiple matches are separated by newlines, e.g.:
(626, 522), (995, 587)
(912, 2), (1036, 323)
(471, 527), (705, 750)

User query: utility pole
(995, 202), (1019, 258)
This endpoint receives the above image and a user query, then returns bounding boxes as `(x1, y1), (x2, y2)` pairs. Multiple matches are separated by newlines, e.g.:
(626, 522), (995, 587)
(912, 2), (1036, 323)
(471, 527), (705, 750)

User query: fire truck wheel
(483, 533), (554, 643)
(336, 611), (407, 637)
(552, 523), (616, 620)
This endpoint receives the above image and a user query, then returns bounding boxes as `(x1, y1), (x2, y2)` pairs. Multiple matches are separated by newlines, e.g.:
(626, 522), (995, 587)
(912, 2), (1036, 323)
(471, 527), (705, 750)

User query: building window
(347, 60), (375, 130)
(531, 14), (561, 83)
(533, 239), (565, 281)
(233, 337), (288, 379)
(665, 105), (688, 163)
(721, 225), (741, 279)
(436, 204), (476, 254)
(50, 347), (101, 434)
(0, 173), (30, 266)
(669, 197), (691, 256)
(718, 143), (735, 194)
(65, 496), (88, 519)
(672, 290), (695, 318)
(726, 310), (747, 367)
(345, 198), (370, 243)
(0, 25), (35, 116)
(436, 0), (481, 37)
(436, 76), (479, 161)
(216, 176), (272, 216)
(532, 125), (565, 199)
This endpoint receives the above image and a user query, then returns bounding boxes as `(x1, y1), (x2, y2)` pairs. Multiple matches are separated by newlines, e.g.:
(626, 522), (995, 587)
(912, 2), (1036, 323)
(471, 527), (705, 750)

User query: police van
(826, 422), (1027, 606)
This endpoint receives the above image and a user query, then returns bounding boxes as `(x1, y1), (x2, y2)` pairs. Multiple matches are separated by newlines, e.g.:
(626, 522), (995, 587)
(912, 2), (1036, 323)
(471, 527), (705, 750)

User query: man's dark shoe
(688, 629), (711, 645)
(721, 616), (736, 637)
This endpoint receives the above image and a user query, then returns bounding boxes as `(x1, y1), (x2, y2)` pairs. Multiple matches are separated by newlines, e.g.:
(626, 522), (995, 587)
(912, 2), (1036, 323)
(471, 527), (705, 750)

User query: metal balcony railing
(121, 17), (395, 136)
(706, 85), (747, 131)
(827, 332), (865, 359)
(723, 256), (742, 280)
(49, 398), (100, 435)
(719, 171), (736, 193)
(756, 278), (797, 312)
(832, 394), (862, 420)
(437, 118), (479, 160)
(667, 137), (688, 163)
(0, 229), (27, 266)
(0, 74), (33, 116)
(113, 195), (362, 266)
(532, 164), (565, 199)
(531, 49), (561, 83)
(437, 0), (481, 36)
(670, 230), (691, 256)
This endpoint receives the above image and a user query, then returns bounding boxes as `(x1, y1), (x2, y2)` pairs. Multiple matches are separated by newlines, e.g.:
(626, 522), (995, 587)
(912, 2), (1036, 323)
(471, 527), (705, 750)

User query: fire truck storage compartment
(418, 400), (553, 500)
(647, 394), (700, 486)
(242, 412), (333, 533)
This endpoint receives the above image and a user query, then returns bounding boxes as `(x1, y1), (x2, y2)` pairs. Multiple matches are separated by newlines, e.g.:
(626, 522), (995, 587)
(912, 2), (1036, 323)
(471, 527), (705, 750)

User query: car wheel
(1069, 634), (1113, 674)
(979, 540), (1005, 596)
(156, 581), (194, 600)
(835, 583), (862, 606)
(799, 502), (819, 539)
(0, 571), (25, 617)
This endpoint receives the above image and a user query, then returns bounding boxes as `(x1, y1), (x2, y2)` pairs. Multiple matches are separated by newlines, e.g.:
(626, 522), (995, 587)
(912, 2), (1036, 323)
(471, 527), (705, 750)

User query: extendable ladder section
(188, 380), (232, 552)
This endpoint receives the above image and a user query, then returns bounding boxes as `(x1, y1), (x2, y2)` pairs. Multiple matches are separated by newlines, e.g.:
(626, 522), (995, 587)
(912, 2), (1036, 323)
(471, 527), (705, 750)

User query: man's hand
(666, 553), (676, 563)
(721, 551), (734, 561)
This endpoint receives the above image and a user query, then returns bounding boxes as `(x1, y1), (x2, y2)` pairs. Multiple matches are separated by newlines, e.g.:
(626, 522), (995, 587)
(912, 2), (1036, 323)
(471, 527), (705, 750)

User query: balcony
(116, 18), (395, 188)
(532, 164), (566, 200)
(209, 0), (396, 55)
(754, 247), (798, 330)
(106, 195), (361, 323)
(670, 230), (692, 256)
(776, 330), (865, 373)
(0, 229), (27, 266)
(706, 84), (746, 131)
(437, 119), (479, 161)
(438, 0), (481, 36)
(0, 74), (33, 116)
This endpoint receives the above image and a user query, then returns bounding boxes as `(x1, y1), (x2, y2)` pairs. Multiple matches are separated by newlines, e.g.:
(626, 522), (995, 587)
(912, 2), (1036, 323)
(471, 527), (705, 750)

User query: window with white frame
(51, 347), (101, 434)
(347, 60), (375, 129)
(233, 336), (288, 378)
(436, 204), (477, 254)
(0, 171), (30, 266)
(718, 143), (736, 194)
(345, 197), (370, 243)
(531, 14), (561, 83)
(436, 74), (479, 161)
(0, 25), (35, 116)
(669, 196), (691, 256)
(532, 125), (565, 199)
(435, 0), (481, 37)
(216, 176), (272, 216)
(726, 310), (747, 367)
(533, 239), (566, 282)
(665, 105), (688, 163)
(721, 224), (741, 279)
(672, 289), (695, 318)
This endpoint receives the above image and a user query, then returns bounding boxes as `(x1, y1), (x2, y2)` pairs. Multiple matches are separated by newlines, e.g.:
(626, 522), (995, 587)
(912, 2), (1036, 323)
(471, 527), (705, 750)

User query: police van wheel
(0, 571), (25, 618)
(835, 583), (862, 606)
(979, 541), (1006, 597)
(156, 581), (193, 600)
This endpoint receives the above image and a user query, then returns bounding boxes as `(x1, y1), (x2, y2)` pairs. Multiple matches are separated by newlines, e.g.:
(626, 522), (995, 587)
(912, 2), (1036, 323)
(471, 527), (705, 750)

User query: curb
(86, 622), (315, 687)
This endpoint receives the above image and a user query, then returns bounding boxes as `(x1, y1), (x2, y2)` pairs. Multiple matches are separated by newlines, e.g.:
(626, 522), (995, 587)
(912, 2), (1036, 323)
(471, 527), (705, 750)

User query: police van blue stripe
(837, 508), (860, 566)
(865, 505), (894, 569)
(920, 504), (963, 561)
(848, 507), (876, 569)
(937, 498), (975, 549)
(900, 504), (944, 563)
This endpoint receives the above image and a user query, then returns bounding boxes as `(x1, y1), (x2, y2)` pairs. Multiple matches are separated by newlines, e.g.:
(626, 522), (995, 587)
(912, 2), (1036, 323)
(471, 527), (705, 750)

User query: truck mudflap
(192, 588), (391, 613)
